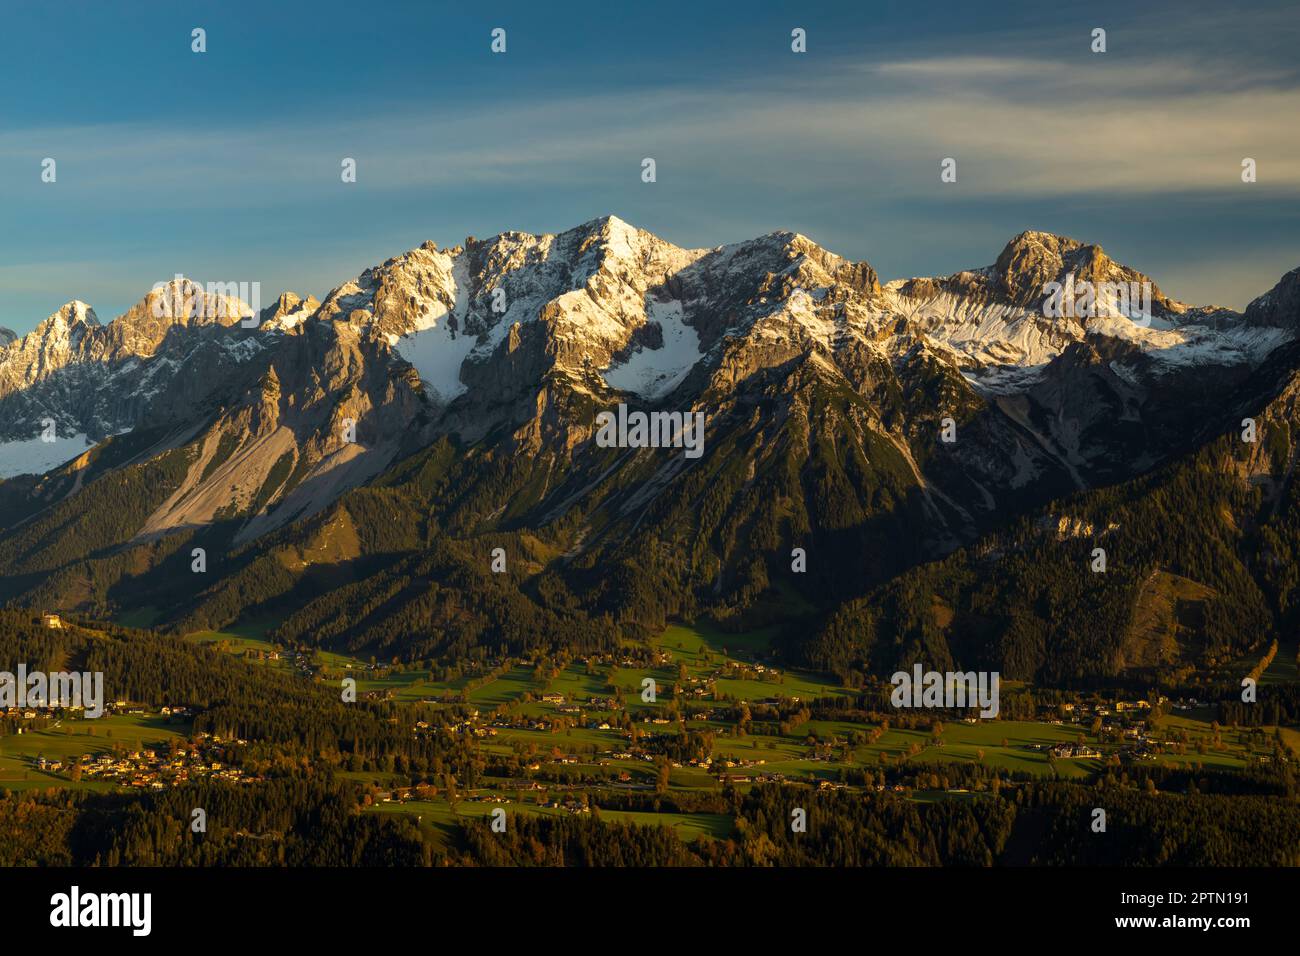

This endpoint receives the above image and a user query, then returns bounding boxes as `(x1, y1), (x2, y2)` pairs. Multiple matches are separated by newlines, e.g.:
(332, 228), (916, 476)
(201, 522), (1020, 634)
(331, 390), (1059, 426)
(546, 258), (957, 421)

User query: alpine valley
(4, 216), (1300, 869)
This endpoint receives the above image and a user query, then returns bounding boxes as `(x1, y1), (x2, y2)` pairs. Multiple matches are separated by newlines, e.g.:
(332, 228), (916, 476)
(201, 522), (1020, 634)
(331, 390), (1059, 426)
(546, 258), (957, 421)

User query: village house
(1051, 743), (1101, 759)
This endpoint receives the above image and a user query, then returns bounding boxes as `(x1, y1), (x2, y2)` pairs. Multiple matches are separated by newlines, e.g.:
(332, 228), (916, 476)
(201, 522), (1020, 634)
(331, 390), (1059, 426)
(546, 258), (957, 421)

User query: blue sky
(2, 0), (1298, 333)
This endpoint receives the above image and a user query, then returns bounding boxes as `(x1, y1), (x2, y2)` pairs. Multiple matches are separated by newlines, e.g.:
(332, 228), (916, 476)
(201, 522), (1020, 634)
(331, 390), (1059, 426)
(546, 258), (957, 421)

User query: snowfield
(602, 299), (702, 399)
(0, 433), (96, 479)
(394, 321), (478, 403)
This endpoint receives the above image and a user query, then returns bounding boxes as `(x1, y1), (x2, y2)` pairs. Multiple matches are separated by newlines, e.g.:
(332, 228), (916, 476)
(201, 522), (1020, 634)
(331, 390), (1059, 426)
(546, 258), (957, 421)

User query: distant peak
(985, 230), (1185, 315)
(994, 231), (1087, 273)
(1004, 229), (1084, 249)
(584, 213), (635, 231)
(63, 299), (99, 322)
(270, 291), (316, 313)
(564, 214), (644, 246)
(36, 300), (100, 333)
(260, 291), (320, 330)
(1244, 265), (1300, 330)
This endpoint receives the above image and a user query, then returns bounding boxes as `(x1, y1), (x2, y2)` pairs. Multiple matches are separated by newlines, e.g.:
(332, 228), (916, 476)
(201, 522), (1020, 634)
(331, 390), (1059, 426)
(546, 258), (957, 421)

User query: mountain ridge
(1, 217), (1298, 685)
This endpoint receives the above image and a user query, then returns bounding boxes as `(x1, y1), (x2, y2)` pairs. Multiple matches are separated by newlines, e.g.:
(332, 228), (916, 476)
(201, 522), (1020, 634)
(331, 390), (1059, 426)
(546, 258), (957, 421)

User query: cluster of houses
(542, 798), (592, 814)
(400, 662), (1253, 802)
(492, 714), (563, 733)
(1048, 743), (1102, 759)
(719, 660), (782, 684)
(1048, 698), (1155, 721)
(4, 702), (194, 728)
(34, 734), (259, 789)
(4, 707), (61, 724)
(414, 715), (496, 740)
(680, 675), (714, 699)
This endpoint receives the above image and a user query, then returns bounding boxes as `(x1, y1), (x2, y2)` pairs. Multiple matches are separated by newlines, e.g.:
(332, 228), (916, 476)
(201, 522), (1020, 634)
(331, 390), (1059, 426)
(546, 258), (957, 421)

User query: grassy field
(29, 616), (1287, 807)
(366, 796), (732, 850)
(576, 623), (850, 713)
(1262, 642), (1300, 685)
(382, 621), (847, 714)
(0, 714), (191, 792)
(649, 623), (845, 703)
(400, 624), (1288, 786)
(181, 614), (296, 673)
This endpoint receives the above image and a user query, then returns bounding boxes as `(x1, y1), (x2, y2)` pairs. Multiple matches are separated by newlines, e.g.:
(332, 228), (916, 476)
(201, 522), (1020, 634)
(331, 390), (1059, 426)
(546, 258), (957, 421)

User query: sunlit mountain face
(2, 1), (1299, 889)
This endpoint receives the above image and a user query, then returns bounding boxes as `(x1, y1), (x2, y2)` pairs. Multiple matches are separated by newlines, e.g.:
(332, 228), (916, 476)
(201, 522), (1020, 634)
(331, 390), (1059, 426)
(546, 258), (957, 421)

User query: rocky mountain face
(259, 291), (320, 331)
(807, 341), (1300, 685)
(0, 281), (258, 451)
(1, 217), (1297, 677)
(1245, 266), (1300, 331)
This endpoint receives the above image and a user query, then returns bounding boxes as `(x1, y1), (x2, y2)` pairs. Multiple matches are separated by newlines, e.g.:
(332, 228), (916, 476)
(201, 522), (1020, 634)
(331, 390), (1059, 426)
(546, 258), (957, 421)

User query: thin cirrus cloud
(8, 55), (1294, 202)
(841, 54), (1300, 195)
(2, 41), (1297, 331)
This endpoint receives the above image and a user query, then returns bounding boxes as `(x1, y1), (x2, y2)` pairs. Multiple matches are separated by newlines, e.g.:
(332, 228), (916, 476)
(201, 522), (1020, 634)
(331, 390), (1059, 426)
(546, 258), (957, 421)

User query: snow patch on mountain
(883, 283), (1064, 368)
(1092, 318), (1291, 373)
(0, 432), (95, 479)
(395, 321), (477, 403)
(603, 299), (702, 399)
(785, 288), (839, 349)
(960, 363), (1050, 394)
(886, 268), (1288, 396)
(381, 251), (480, 402)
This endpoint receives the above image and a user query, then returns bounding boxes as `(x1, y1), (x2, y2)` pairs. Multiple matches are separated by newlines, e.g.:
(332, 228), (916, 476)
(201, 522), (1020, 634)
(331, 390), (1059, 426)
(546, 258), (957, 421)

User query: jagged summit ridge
(2, 218), (1298, 478)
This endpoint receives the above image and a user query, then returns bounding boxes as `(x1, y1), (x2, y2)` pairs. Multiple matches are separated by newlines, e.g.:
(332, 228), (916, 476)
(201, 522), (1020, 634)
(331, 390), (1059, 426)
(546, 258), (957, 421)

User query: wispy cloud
(3, 14), (1297, 329)
(6, 48), (1296, 206)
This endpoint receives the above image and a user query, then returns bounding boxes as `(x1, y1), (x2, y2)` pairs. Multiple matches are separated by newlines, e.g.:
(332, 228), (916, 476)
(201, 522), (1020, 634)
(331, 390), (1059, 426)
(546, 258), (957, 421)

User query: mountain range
(2, 216), (1298, 687)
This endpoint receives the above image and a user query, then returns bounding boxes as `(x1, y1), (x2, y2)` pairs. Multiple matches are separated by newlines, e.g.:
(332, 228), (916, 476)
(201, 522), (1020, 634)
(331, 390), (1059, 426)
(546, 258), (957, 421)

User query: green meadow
(366, 796), (732, 849)
(32, 616), (1289, 806)
(0, 713), (191, 793)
